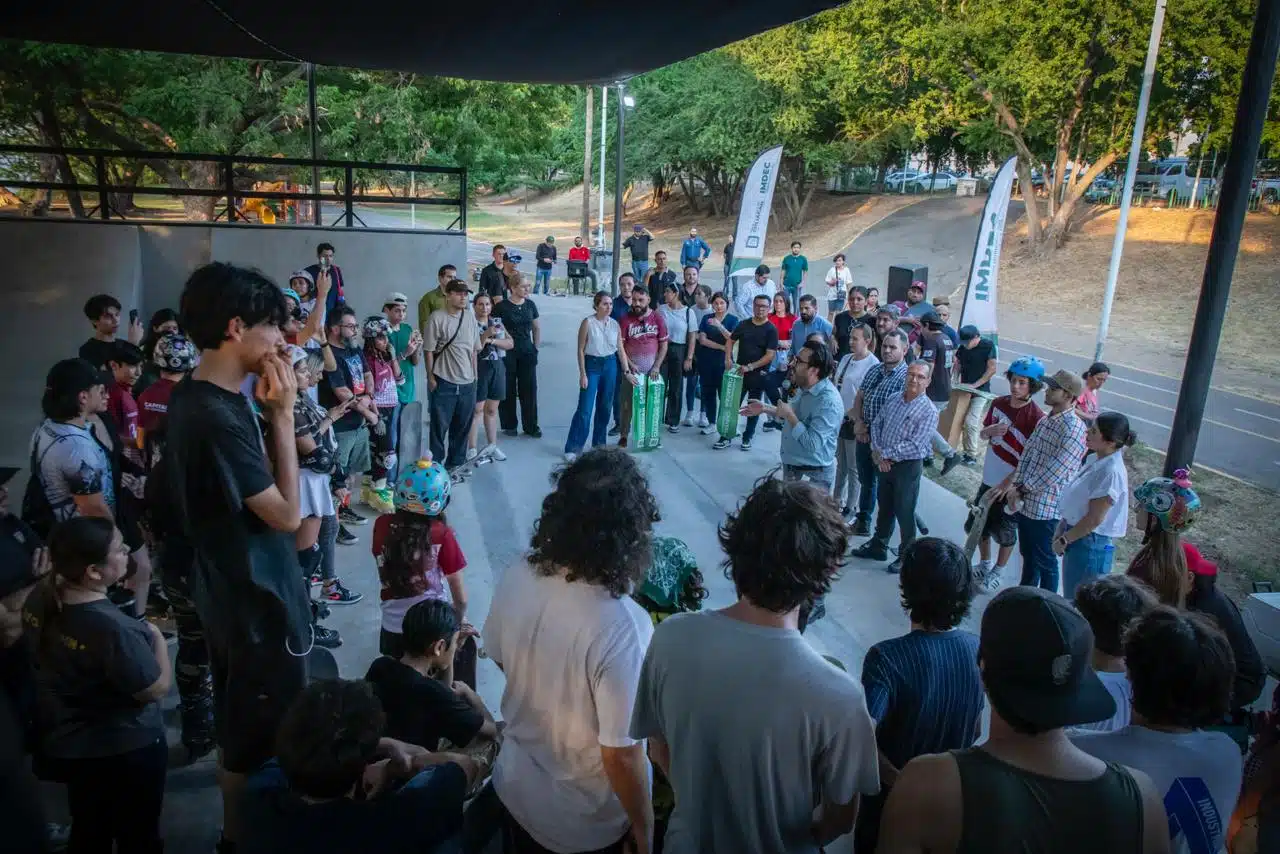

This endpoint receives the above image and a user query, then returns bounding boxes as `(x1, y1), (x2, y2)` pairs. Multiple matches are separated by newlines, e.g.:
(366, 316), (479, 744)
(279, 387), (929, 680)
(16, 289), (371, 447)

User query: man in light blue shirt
(742, 339), (843, 489)
(791, 295), (834, 349)
(679, 227), (711, 270)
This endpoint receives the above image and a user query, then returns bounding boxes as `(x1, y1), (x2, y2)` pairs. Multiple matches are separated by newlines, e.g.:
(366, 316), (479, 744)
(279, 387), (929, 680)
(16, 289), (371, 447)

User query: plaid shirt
(1011, 409), (1087, 520)
(858, 361), (908, 428)
(871, 391), (937, 462)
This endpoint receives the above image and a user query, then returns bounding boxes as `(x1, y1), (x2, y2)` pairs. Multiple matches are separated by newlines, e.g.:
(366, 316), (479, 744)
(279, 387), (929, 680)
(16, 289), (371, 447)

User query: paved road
(840, 196), (1280, 490)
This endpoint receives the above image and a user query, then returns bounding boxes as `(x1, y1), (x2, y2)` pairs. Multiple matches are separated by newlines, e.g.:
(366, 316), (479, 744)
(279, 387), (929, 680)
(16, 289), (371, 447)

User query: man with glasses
(320, 305), (380, 539)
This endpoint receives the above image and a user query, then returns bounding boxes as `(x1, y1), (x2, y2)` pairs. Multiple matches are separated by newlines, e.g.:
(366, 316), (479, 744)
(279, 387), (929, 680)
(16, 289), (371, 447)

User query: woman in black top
(494, 275), (542, 438)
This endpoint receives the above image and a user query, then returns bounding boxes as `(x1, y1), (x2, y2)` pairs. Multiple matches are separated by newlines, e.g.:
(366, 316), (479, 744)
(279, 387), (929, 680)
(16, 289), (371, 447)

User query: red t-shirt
(769, 313), (797, 342)
(568, 246), (591, 262)
(136, 378), (177, 435)
(619, 310), (669, 374)
(372, 515), (466, 603)
(107, 382), (139, 446)
(982, 396), (1046, 484)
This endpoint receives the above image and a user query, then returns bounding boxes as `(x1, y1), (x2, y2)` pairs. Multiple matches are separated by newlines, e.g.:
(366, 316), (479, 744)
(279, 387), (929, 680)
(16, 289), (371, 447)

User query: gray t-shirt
(630, 611), (880, 853)
(425, 307), (480, 385)
(30, 419), (115, 522)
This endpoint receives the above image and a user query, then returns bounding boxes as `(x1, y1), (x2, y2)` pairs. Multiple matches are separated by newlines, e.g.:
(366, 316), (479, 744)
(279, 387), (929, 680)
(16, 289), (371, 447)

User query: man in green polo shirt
(780, 241), (809, 307)
(384, 292), (422, 407)
(418, 263), (455, 335)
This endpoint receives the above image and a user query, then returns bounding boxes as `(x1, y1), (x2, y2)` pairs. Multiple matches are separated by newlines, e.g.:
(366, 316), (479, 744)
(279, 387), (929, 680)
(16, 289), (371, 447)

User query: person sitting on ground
(240, 679), (479, 854)
(482, 448), (658, 854)
(79, 294), (144, 371)
(366, 598), (498, 753)
(876, 585), (1171, 854)
(24, 517), (171, 854)
(1071, 574), (1159, 734)
(630, 477), (879, 853)
(855, 537), (984, 854)
(374, 460), (472, 685)
(1074, 606), (1243, 854)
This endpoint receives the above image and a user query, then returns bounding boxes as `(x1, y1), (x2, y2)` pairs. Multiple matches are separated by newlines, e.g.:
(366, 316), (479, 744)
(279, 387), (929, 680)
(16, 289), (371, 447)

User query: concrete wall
(0, 218), (465, 470)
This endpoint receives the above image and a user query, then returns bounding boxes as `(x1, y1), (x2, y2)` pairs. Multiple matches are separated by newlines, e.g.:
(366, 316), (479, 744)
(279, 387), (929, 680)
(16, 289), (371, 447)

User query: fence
(0, 144), (467, 231)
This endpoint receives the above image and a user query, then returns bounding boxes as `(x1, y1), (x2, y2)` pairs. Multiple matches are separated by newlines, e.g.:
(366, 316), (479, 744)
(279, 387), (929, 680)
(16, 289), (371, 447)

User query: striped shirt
(858, 361), (908, 428)
(981, 397), (1045, 487)
(1012, 409), (1087, 520)
(871, 391), (937, 462)
(861, 629), (984, 771)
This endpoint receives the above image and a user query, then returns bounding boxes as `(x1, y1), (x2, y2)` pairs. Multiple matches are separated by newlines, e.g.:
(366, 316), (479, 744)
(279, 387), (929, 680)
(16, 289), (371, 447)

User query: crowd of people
(0, 230), (1275, 854)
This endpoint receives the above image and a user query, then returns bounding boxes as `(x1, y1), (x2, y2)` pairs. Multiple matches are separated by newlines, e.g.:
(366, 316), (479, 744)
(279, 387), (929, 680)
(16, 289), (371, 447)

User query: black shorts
(209, 635), (308, 774)
(972, 483), (1018, 548)
(476, 359), (506, 402)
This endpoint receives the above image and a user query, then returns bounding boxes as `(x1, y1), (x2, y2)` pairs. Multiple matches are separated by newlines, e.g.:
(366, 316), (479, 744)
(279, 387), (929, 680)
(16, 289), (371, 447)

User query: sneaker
(713, 437), (731, 450)
(466, 447), (478, 462)
(941, 454), (962, 476)
(698, 413), (710, 428)
(313, 624), (343, 649)
(667, 425), (679, 434)
(681, 414), (695, 427)
(852, 515), (871, 536)
(762, 420), (779, 432)
(700, 424), (715, 435)
(618, 435), (629, 448)
(564, 452), (578, 462)
(982, 567), (1004, 594)
(364, 485), (395, 515)
(336, 525), (359, 546)
(608, 425), (621, 437)
(741, 439), (753, 451)
(308, 573), (322, 587)
(488, 446), (507, 462)
(319, 579), (363, 605)
(524, 428), (543, 439)
(502, 428), (518, 437)
(886, 557), (903, 575)
(851, 541), (889, 561)
(338, 505), (368, 526)
(922, 457), (935, 469)
(962, 454), (978, 467)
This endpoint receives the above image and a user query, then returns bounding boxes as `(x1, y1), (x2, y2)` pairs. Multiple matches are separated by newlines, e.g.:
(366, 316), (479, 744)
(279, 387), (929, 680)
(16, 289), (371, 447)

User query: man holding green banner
(617, 283), (669, 449)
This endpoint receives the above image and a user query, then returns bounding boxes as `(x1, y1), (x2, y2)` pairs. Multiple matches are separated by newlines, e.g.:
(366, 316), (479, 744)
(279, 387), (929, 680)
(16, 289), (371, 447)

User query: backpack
(21, 427), (71, 541)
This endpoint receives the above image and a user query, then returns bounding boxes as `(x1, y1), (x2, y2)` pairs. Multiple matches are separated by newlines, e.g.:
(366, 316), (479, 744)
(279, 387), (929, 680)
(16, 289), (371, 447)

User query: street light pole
(597, 85), (608, 248)
(1165, 0), (1280, 475)
(1095, 0), (1167, 360)
(610, 81), (627, 295)
(307, 62), (321, 225)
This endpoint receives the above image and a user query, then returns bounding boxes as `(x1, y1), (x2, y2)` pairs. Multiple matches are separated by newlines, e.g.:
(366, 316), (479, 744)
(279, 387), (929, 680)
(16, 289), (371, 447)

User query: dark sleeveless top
(954, 748), (1145, 854)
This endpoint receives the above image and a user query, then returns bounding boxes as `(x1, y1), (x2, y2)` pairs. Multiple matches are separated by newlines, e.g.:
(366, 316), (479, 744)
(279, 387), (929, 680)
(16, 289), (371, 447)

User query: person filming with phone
(305, 242), (347, 313)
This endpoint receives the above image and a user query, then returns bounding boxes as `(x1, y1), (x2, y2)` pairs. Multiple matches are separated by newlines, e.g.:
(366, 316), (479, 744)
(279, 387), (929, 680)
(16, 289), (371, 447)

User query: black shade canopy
(3, 0), (842, 83)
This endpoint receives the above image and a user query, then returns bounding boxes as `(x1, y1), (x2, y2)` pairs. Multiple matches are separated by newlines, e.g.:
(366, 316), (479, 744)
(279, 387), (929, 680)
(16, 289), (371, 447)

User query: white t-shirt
(1070, 669), (1132, 734)
(834, 353), (879, 415)
(483, 562), (654, 852)
(1058, 450), (1129, 537)
(1074, 725), (1243, 854)
(824, 266), (853, 301)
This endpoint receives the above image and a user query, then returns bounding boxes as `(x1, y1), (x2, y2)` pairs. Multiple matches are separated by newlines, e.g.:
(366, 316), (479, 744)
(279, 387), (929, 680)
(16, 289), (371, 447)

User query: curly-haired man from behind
(629, 477), (880, 853)
(482, 447), (658, 854)
(853, 537), (985, 854)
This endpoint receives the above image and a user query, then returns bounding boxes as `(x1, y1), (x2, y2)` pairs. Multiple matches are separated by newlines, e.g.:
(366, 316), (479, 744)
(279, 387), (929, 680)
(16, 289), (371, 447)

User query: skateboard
(631, 374), (665, 450)
(397, 400), (424, 466)
(962, 487), (999, 563)
(716, 368), (744, 439)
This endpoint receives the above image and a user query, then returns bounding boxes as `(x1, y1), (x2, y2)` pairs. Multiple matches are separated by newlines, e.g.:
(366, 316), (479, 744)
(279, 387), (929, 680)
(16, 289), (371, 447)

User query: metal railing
(0, 144), (467, 231)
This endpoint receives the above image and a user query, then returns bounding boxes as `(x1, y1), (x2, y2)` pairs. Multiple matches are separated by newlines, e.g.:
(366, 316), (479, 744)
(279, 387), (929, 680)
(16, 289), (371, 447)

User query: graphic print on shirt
(343, 350), (367, 396)
(1164, 776), (1223, 854)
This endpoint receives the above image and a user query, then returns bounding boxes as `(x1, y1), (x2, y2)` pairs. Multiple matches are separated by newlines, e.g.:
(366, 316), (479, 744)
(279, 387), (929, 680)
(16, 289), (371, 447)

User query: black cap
(919, 309), (943, 326)
(980, 586), (1116, 731)
(959, 324), (981, 341)
(0, 467), (17, 485)
(46, 358), (104, 397)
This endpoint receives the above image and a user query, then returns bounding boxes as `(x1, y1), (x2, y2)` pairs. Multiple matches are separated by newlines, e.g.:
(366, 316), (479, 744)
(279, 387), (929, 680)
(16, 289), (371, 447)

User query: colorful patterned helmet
(153, 333), (199, 372)
(1133, 468), (1201, 533)
(395, 458), (451, 517)
(1007, 356), (1045, 382)
(363, 315), (390, 340)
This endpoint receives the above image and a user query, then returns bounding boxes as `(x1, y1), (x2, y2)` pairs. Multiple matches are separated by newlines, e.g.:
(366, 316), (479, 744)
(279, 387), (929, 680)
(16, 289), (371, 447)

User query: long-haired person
(694, 292), (739, 436)
(482, 448), (658, 854)
(494, 273), (542, 438)
(566, 291), (621, 460)
(25, 517), (171, 853)
(1055, 412), (1136, 598)
(1076, 361), (1111, 423)
(469, 291), (513, 464)
(361, 315), (403, 511)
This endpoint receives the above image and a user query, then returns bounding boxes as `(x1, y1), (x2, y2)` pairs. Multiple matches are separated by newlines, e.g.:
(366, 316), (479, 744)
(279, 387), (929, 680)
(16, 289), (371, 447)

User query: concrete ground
(76, 291), (996, 853)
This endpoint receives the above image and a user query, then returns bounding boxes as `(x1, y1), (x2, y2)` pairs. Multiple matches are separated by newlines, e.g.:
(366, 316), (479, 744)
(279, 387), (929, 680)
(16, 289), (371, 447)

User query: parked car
(1133, 158), (1216, 204)
(908, 172), (958, 192)
(884, 169), (924, 191)
(1083, 175), (1118, 202)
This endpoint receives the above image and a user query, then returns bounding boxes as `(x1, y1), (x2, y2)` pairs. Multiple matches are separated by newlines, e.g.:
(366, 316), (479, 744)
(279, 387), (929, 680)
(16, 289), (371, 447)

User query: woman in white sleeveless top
(565, 291), (621, 460)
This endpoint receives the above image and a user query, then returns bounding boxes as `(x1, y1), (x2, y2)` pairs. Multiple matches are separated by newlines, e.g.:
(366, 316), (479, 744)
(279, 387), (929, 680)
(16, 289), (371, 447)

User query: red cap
(1182, 542), (1217, 577)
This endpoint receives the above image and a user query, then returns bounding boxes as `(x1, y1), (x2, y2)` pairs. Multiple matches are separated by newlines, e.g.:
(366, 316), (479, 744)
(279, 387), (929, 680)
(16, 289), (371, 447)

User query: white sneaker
(564, 452), (578, 462)
(698, 413), (710, 428)
(487, 445), (507, 462)
(466, 447), (478, 462)
(700, 424), (715, 435)
(982, 566), (1004, 593)
(681, 414), (695, 427)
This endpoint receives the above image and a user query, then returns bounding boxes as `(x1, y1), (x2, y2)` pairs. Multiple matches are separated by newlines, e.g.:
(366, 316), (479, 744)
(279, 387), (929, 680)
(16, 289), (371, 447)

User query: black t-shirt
(241, 760), (466, 854)
(163, 379), (312, 651)
(833, 311), (874, 359)
(22, 583), (162, 759)
(647, 268), (678, 307)
(365, 657), (483, 750)
(919, 330), (954, 403)
(78, 338), (117, 371)
(623, 234), (652, 261)
(321, 345), (368, 432)
(731, 319), (779, 373)
(493, 299), (539, 356)
(956, 339), (997, 391)
(478, 264), (507, 302)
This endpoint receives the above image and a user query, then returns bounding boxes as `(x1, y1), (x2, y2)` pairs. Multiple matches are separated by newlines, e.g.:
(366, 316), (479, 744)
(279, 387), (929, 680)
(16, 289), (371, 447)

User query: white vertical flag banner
(728, 145), (785, 279)
(959, 155), (1017, 343)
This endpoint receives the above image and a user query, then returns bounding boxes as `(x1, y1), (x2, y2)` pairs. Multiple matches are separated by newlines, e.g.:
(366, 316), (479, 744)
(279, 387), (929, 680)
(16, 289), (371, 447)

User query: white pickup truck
(1251, 174), (1280, 204)
(1133, 158), (1217, 204)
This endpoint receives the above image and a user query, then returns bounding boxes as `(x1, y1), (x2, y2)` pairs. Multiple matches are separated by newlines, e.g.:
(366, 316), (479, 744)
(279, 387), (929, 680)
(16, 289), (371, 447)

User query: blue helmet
(1007, 356), (1045, 382)
(394, 458), (451, 517)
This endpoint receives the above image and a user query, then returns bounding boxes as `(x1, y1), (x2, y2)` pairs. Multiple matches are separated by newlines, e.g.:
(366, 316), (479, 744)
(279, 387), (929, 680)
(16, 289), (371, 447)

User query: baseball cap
(503, 251), (523, 264)
(980, 586), (1116, 730)
(1043, 369), (1085, 399)
(385, 292), (408, 307)
(1182, 542), (1217, 577)
(444, 279), (473, 294)
(959, 324), (981, 341)
(908, 280), (927, 292)
(878, 304), (902, 319)
(46, 358), (104, 397)
(546, 235), (555, 242)
(633, 224), (643, 232)
(919, 308), (942, 326)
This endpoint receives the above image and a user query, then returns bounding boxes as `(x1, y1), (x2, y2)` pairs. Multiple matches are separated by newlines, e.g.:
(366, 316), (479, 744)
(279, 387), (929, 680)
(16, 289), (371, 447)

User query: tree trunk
(108, 162), (141, 213)
(793, 181), (817, 230)
(1015, 158), (1044, 246)
(580, 85), (593, 240)
(35, 92), (85, 218)
(678, 173), (699, 214)
(1043, 151), (1120, 246)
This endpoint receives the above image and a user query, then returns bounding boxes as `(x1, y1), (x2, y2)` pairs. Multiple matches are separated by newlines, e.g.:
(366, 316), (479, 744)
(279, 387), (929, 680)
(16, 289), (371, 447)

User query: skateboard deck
(717, 369), (744, 439)
(962, 487), (999, 563)
(397, 400), (424, 467)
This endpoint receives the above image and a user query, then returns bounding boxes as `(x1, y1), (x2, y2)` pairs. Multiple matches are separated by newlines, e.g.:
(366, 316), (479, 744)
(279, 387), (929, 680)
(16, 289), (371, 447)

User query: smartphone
(129, 309), (139, 325)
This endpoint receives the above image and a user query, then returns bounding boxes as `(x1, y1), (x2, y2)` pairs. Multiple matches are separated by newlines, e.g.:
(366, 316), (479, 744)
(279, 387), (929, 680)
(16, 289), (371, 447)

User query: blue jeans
(854, 440), (878, 520)
(1017, 514), (1061, 592)
(566, 355), (618, 453)
(534, 267), (552, 294)
(631, 260), (649, 284)
(1061, 529), (1115, 599)
(684, 371), (700, 414)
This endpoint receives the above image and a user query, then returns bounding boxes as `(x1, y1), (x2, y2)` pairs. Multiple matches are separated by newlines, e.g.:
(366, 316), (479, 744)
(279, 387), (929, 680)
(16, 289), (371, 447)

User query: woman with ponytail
(1054, 411), (1137, 597)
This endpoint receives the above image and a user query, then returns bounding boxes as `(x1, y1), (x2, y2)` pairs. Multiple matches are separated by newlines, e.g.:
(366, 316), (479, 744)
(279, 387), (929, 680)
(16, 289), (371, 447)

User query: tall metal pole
(1094, 0), (1167, 360)
(307, 62), (321, 226)
(1165, 0), (1280, 475)
(581, 86), (593, 242)
(610, 82), (626, 295)
(597, 86), (608, 247)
